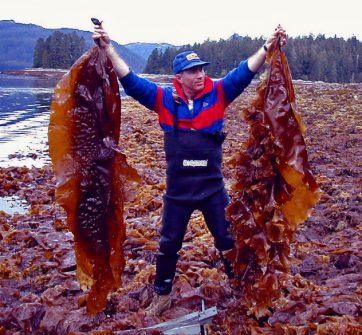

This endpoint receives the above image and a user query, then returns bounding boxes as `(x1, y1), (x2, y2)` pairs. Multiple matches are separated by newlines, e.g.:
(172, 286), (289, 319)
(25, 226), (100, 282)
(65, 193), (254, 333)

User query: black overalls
(154, 127), (235, 295)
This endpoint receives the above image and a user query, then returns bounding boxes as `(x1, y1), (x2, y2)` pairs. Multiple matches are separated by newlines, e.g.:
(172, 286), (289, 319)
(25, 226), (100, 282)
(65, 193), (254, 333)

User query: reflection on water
(0, 74), (58, 167)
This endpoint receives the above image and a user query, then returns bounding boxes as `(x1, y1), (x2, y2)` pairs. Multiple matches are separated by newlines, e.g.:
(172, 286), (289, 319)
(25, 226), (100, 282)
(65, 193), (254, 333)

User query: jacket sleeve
(119, 71), (158, 110)
(221, 60), (256, 104)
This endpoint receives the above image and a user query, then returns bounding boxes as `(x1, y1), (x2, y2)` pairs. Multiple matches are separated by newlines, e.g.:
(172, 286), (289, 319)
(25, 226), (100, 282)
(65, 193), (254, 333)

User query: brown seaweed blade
(48, 47), (139, 314)
(226, 43), (321, 317)
(264, 44), (320, 228)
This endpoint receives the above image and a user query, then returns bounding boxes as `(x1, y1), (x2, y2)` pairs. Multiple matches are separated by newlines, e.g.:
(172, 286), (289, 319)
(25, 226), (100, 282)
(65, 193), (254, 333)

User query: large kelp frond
(48, 47), (139, 314)
(226, 42), (321, 317)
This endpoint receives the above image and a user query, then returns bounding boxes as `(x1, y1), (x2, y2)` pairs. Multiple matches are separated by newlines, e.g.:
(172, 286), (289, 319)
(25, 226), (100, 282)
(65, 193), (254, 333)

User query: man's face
(176, 65), (205, 96)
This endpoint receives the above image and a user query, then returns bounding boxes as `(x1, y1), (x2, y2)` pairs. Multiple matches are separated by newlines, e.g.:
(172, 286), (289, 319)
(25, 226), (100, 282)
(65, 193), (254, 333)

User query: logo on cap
(186, 52), (200, 61)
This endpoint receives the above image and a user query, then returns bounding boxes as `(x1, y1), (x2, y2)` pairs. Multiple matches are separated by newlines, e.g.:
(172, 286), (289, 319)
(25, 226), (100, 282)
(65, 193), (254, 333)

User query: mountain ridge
(125, 42), (176, 61)
(0, 20), (176, 72)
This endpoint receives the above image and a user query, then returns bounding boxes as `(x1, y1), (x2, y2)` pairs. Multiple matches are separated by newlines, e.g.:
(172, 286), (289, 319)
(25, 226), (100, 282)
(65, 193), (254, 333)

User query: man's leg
(200, 189), (234, 251)
(154, 196), (193, 294)
(199, 189), (235, 278)
(146, 197), (193, 315)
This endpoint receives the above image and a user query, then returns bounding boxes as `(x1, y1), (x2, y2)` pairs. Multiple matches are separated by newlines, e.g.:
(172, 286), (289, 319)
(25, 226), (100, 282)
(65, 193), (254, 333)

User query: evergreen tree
(69, 32), (85, 66)
(33, 31), (86, 69)
(144, 48), (160, 73)
(33, 38), (47, 68)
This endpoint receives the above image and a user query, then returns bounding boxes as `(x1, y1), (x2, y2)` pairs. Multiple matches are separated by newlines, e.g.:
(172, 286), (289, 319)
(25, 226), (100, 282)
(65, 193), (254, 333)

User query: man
(93, 24), (286, 316)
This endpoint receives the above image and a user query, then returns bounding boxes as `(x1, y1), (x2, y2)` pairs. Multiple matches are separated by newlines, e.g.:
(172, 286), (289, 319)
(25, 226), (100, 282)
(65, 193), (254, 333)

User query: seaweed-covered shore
(0, 80), (361, 334)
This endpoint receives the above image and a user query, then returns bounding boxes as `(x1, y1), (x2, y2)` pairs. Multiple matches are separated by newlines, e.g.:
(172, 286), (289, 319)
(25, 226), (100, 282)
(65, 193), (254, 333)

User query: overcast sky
(2, 0), (362, 45)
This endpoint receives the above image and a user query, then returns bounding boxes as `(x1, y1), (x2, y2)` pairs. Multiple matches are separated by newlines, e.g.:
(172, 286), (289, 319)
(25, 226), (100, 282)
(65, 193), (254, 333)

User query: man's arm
(92, 23), (158, 110)
(220, 25), (287, 104)
(247, 25), (287, 72)
(104, 45), (131, 78)
(92, 23), (130, 78)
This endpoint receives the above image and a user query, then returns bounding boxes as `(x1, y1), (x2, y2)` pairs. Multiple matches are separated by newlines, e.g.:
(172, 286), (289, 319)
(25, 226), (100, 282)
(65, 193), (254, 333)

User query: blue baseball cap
(172, 51), (210, 74)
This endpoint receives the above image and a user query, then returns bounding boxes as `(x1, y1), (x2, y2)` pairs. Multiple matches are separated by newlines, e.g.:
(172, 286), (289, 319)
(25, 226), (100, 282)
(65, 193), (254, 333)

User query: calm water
(0, 74), (59, 167)
(0, 73), (172, 168)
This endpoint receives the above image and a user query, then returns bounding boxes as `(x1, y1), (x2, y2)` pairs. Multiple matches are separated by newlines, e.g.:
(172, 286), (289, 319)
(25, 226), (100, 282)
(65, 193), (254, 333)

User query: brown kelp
(226, 42), (321, 317)
(48, 46), (139, 314)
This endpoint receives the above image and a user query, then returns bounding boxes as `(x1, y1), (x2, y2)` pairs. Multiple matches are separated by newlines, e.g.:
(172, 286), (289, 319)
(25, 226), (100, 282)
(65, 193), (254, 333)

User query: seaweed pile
(0, 77), (361, 333)
(225, 43), (321, 319)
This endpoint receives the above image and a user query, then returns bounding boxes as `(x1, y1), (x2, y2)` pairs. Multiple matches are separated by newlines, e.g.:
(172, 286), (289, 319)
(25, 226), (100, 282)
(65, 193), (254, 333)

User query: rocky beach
(0, 76), (361, 334)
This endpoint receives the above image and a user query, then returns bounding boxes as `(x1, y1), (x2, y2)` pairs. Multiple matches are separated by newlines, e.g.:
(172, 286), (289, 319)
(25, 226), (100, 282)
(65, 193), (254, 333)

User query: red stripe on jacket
(155, 79), (228, 130)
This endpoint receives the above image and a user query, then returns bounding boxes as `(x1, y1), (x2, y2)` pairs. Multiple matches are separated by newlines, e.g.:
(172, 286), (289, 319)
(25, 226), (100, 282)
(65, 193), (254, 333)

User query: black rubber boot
(154, 251), (179, 295)
(219, 250), (235, 279)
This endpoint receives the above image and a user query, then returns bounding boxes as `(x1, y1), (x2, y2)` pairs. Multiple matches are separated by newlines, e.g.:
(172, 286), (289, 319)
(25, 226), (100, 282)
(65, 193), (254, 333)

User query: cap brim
(181, 61), (210, 72)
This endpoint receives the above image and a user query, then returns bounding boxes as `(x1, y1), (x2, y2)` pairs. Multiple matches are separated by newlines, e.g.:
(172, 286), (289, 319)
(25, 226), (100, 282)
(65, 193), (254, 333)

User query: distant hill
(125, 42), (177, 61)
(0, 20), (148, 73)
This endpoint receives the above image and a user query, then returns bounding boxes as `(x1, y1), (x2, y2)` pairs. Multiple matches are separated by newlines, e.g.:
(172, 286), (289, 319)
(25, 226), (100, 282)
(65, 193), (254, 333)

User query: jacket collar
(172, 76), (214, 102)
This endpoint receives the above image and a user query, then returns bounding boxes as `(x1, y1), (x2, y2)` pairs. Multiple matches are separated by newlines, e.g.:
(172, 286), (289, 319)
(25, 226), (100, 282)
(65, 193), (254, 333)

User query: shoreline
(2, 69), (361, 87)
(0, 68), (67, 79)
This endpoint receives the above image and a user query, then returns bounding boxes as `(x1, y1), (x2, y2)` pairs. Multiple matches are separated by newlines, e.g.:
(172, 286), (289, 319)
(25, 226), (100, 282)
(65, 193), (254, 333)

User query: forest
(145, 34), (362, 83)
(32, 31), (362, 83)
(33, 31), (86, 69)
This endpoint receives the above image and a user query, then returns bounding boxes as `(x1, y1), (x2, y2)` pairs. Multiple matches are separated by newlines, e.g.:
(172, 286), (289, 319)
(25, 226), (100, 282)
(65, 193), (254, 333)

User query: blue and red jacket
(119, 60), (256, 134)
(120, 60), (256, 201)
